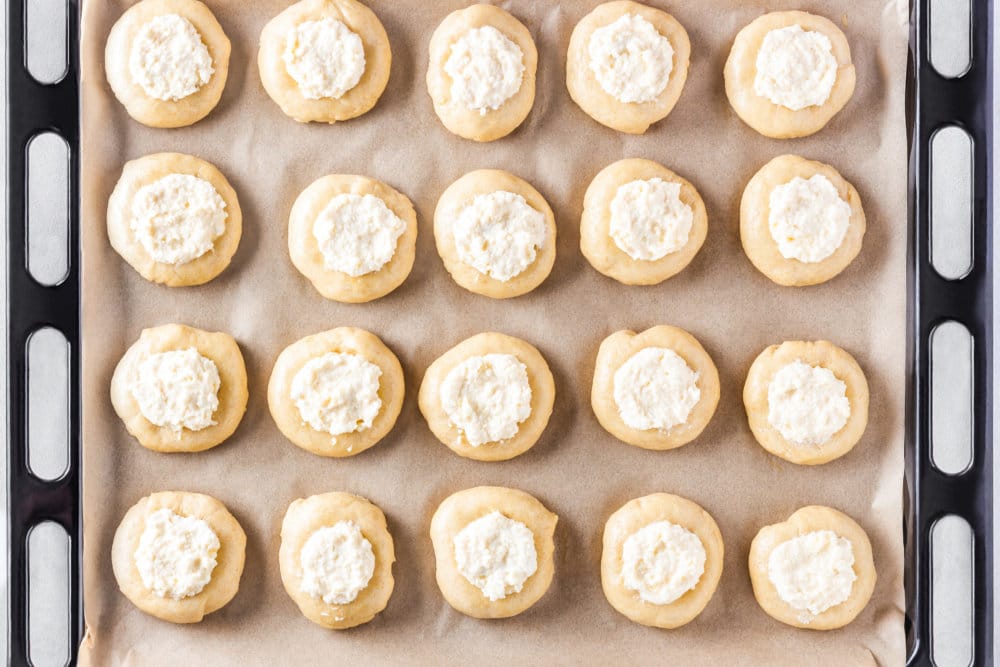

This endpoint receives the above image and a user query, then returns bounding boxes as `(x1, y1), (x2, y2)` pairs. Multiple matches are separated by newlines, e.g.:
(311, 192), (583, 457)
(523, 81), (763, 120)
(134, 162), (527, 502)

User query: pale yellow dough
(418, 332), (555, 462)
(602, 493), (724, 628)
(749, 505), (876, 630)
(288, 174), (417, 303)
(430, 486), (557, 618)
(268, 327), (404, 458)
(426, 4), (537, 142)
(724, 11), (856, 139)
(581, 158), (708, 285)
(111, 491), (246, 624)
(279, 492), (395, 629)
(566, 1), (691, 134)
(592, 325), (720, 450)
(258, 0), (391, 124)
(107, 152), (243, 287)
(741, 154), (866, 287)
(105, 0), (230, 128)
(110, 323), (248, 453)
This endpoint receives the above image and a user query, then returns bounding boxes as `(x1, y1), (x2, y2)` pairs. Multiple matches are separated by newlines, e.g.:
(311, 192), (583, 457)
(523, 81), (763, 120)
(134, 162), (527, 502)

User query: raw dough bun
(434, 169), (556, 299)
(111, 491), (246, 623)
(268, 327), (405, 458)
(743, 340), (869, 465)
(426, 4), (537, 142)
(724, 11), (856, 138)
(288, 174), (417, 303)
(110, 323), (248, 453)
(258, 0), (391, 124)
(592, 325), (720, 450)
(418, 332), (555, 462)
(107, 152), (243, 287)
(749, 505), (876, 629)
(602, 493), (724, 628)
(566, 1), (691, 134)
(279, 491), (395, 629)
(430, 486), (557, 618)
(105, 0), (230, 128)
(741, 154), (866, 287)
(581, 158), (707, 285)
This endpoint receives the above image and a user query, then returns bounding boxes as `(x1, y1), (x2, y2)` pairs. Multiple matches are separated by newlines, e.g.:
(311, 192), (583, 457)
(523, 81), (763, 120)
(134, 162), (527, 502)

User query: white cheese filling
(753, 25), (837, 111)
(299, 520), (376, 605)
(621, 520), (706, 605)
(439, 353), (531, 447)
(130, 348), (220, 434)
(312, 193), (407, 277)
(283, 18), (365, 100)
(134, 508), (220, 600)
(452, 191), (547, 282)
(609, 178), (693, 261)
(130, 173), (227, 266)
(767, 529), (857, 621)
(444, 25), (525, 115)
(768, 174), (851, 263)
(767, 360), (850, 446)
(290, 352), (382, 438)
(129, 13), (214, 101)
(453, 511), (537, 601)
(613, 347), (700, 432)
(587, 13), (674, 104)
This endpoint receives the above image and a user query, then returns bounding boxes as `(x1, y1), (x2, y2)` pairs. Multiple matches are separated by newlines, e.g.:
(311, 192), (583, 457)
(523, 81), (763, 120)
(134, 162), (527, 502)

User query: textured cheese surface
(130, 173), (227, 266)
(609, 178), (693, 261)
(452, 191), (547, 282)
(767, 359), (850, 446)
(768, 174), (851, 263)
(129, 13), (214, 101)
(439, 353), (531, 447)
(312, 193), (407, 276)
(134, 508), (220, 600)
(283, 18), (365, 100)
(290, 352), (383, 438)
(613, 347), (700, 432)
(621, 520), (706, 605)
(767, 529), (857, 621)
(453, 511), (538, 601)
(130, 347), (220, 434)
(587, 13), (674, 104)
(753, 25), (837, 111)
(299, 520), (376, 605)
(444, 26), (525, 115)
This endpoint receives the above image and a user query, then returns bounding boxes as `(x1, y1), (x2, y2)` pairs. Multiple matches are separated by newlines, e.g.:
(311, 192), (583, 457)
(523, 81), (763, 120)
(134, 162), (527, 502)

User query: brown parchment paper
(77, 1), (910, 664)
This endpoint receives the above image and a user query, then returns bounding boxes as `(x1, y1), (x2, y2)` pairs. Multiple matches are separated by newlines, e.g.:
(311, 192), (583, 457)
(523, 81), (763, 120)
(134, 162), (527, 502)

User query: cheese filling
(134, 508), (220, 600)
(768, 360), (850, 446)
(453, 511), (537, 601)
(768, 174), (851, 263)
(609, 178), (693, 261)
(621, 521), (706, 605)
(452, 191), (547, 282)
(439, 353), (531, 447)
(129, 13), (214, 101)
(290, 352), (382, 438)
(587, 13), (674, 104)
(312, 193), (407, 277)
(130, 348), (220, 434)
(753, 25), (837, 111)
(767, 529), (857, 621)
(299, 520), (376, 605)
(130, 173), (227, 266)
(444, 26), (525, 115)
(283, 18), (365, 100)
(613, 347), (700, 432)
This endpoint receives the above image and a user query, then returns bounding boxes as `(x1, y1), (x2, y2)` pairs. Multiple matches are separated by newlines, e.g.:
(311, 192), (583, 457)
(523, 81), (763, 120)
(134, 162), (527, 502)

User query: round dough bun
(288, 174), (417, 303)
(279, 492), (395, 629)
(602, 493), (724, 628)
(741, 154), (866, 287)
(107, 152), (243, 287)
(105, 0), (230, 128)
(581, 158), (708, 285)
(592, 325), (720, 450)
(724, 11), (856, 139)
(426, 4), (537, 142)
(566, 1), (691, 134)
(748, 505), (876, 630)
(111, 491), (246, 624)
(258, 0), (392, 124)
(430, 486), (558, 619)
(743, 340), (869, 465)
(418, 332), (555, 462)
(111, 323), (248, 453)
(268, 327), (405, 458)
(434, 169), (556, 299)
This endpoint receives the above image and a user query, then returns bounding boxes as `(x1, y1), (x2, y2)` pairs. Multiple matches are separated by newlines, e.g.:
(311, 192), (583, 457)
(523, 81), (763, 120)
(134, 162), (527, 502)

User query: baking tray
(4, 0), (994, 664)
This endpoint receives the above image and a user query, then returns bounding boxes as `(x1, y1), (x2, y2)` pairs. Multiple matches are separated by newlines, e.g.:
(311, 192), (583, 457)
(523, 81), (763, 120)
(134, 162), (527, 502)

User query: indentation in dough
(767, 529), (856, 622)
(753, 25), (837, 111)
(609, 178), (693, 261)
(452, 191), (547, 281)
(767, 359), (850, 446)
(129, 13), (214, 101)
(587, 13), (674, 104)
(444, 25), (524, 115)
(621, 520), (706, 605)
(290, 352), (383, 438)
(439, 353), (532, 446)
(134, 508), (220, 599)
(129, 347), (220, 434)
(768, 174), (851, 263)
(299, 520), (376, 605)
(453, 510), (538, 601)
(130, 173), (227, 266)
(312, 193), (407, 276)
(613, 347), (700, 432)
(283, 18), (366, 100)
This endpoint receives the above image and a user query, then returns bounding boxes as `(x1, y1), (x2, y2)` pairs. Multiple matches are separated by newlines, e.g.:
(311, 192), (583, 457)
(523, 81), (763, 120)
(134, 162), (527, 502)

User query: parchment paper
(77, 1), (910, 664)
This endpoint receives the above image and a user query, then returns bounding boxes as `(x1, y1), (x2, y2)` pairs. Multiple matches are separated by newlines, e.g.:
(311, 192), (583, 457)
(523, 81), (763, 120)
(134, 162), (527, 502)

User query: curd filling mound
(587, 13), (674, 104)
(283, 18), (366, 100)
(439, 353), (532, 446)
(452, 191), (547, 282)
(609, 178), (693, 261)
(299, 520), (376, 605)
(290, 352), (383, 438)
(134, 508), (220, 599)
(453, 511), (538, 601)
(312, 193), (407, 276)
(767, 529), (857, 622)
(130, 173), (227, 266)
(768, 174), (851, 263)
(767, 359), (850, 446)
(130, 347), (221, 434)
(621, 520), (706, 605)
(444, 26), (525, 115)
(613, 347), (701, 432)
(129, 13), (214, 101)
(753, 25), (837, 111)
